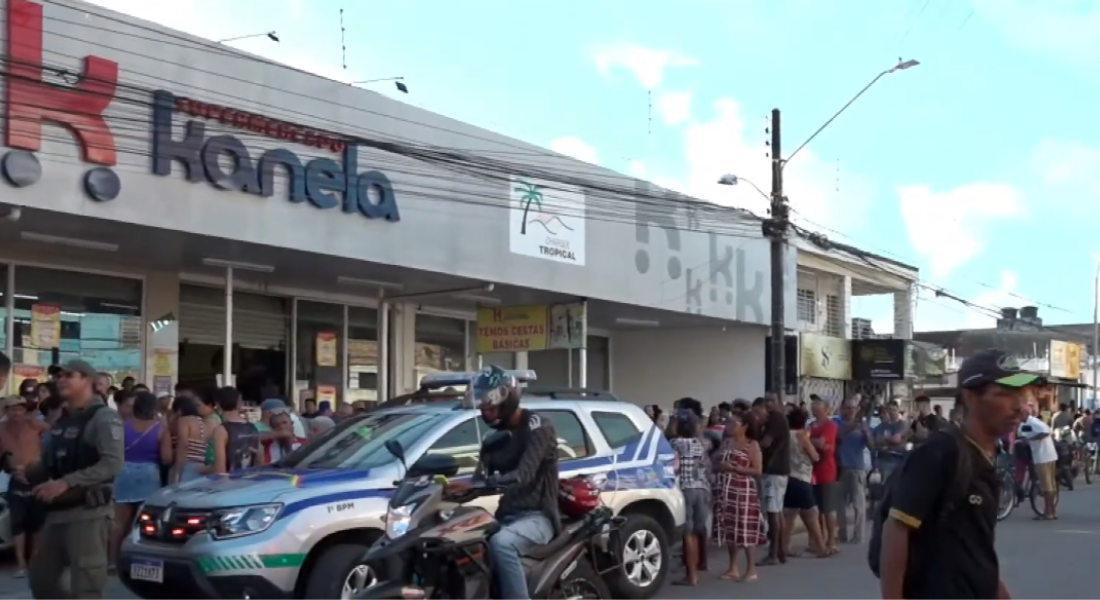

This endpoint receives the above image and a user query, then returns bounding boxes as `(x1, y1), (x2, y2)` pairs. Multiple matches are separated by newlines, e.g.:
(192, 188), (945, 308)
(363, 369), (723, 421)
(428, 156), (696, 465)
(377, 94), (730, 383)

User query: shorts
(783, 478), (816, 512)
(682, 487), (711, 535)
(761, 475), (789, 514)
(114, 462), (163, 504)
(813, 481), (841, 513)
(1035, 461), (1057, 494)
(8, 480), (45, 537)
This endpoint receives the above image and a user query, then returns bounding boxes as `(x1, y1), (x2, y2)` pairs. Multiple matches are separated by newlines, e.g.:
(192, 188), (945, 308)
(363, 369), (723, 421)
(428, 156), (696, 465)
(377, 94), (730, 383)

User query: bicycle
(1026, 461), (1061, 518)
(994, 452), (1016, 521)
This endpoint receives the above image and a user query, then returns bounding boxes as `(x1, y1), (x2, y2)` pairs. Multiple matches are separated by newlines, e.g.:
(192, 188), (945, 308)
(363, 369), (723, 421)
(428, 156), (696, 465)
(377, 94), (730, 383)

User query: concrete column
(515, 351), (529, 370)
(144, 270), (180, 389)
(893, 284), (916, 399)
(893, 285), (915, 340)
(391, 303), (418, 395)
(841, 275), (853, 340)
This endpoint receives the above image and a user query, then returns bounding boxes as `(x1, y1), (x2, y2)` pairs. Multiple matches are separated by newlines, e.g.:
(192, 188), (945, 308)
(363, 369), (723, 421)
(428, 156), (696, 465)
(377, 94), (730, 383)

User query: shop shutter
(800, 377), (846, 406)
(527, 335), (609, 390)
(179, 285), (289, 350)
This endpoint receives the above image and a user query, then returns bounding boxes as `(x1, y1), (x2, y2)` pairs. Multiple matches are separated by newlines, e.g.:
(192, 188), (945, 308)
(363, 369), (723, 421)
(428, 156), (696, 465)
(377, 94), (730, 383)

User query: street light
(785, 58), (919, 165)
(217, 31), (279, 43)
(353, 77), (409, 94)
(732, 57), (919, 398)
(717, 173), (769, 200)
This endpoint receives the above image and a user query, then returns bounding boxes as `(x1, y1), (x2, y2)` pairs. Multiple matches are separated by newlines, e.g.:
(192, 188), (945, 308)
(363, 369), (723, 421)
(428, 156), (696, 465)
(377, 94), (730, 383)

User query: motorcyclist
(446, 366), (560, 600)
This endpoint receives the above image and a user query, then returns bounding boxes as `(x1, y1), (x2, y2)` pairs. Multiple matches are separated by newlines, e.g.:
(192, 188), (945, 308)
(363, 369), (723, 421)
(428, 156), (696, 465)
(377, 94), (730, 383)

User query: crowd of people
(650, 350), (1064, 598)
(0, 350), (365, 581)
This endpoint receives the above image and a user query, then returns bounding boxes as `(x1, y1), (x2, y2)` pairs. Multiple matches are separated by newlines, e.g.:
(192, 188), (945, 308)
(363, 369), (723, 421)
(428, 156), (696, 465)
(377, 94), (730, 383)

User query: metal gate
(800, 377), (846, 405)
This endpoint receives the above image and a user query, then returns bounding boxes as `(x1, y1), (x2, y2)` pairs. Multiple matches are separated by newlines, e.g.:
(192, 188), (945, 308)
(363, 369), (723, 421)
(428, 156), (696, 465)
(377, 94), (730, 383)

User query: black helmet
(471, 365), (520, 429)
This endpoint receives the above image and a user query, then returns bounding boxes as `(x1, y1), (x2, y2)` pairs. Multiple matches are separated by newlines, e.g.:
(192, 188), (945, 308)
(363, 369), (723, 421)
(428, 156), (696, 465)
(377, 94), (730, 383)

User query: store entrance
(177, 285), (290, 401)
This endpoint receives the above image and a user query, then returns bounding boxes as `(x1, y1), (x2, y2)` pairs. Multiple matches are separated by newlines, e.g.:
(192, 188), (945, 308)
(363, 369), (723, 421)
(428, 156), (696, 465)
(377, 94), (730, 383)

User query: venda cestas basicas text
(477, 325), (546, 350)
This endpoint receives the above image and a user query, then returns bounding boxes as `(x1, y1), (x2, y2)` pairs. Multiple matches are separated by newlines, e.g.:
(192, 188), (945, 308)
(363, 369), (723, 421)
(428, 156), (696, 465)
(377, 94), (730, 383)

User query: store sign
(852, 339), (908, 380)
(1049, 340), (1083, 379)
(909, 340), (947, 380)
(150, 90), (401, 222)
(474, 302), (587, 354)
(799, 333), (852, 380)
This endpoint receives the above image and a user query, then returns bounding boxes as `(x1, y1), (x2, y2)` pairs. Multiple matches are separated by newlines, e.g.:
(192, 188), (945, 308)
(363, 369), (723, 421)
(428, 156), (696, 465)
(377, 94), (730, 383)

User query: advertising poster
(316, 332), (338, 367)
(548, 301), (587, 350)
(475, 305), (549, 353)
(29, 303), (61, 349)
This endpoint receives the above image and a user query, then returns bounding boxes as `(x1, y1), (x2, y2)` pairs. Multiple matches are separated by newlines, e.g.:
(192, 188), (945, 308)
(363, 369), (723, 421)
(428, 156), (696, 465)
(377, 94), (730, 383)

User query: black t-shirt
(889, 431), (999, 599)
(761, 410), (791, 475)
(910, 414), (947, 436)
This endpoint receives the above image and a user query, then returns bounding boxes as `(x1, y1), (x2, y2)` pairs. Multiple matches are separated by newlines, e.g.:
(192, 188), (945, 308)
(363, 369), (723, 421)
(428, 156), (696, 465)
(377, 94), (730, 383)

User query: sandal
(719, 572), (740, 581)
(741, 573), (759, 583)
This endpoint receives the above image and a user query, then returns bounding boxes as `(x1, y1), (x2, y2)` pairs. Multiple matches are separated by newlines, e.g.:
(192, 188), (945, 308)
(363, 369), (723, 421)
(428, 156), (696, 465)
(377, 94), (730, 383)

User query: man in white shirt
(1018, 406), (1058, 520)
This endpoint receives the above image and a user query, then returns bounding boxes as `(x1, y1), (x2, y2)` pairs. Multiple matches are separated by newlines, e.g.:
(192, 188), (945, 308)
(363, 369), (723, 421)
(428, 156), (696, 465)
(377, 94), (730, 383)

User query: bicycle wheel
(996, 471), (1016, 521)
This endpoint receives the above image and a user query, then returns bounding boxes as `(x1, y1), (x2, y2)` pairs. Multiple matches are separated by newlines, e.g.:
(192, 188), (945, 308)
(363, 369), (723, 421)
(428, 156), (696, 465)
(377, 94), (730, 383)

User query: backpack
(867, 429), (973, 579)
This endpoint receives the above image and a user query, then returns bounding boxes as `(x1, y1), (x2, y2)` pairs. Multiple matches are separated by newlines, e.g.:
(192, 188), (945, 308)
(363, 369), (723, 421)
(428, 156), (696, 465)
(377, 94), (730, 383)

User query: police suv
(118, 371), (686, 600)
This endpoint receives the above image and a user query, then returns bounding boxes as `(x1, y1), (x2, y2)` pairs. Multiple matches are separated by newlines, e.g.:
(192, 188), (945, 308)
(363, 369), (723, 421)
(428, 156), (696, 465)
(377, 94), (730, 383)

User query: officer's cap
(61, 359), (97, 380)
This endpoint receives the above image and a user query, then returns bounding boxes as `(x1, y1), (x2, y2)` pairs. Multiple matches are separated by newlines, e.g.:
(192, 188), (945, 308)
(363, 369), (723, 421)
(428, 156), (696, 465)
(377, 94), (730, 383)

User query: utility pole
(766, 108), (790, 396)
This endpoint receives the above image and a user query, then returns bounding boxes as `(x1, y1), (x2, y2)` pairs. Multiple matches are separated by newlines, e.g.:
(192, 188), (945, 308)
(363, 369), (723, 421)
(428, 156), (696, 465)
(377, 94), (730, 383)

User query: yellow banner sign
(476, 305), (550, 353)
(1050, 340), (1083, 379)
(800, 333), (852, 380)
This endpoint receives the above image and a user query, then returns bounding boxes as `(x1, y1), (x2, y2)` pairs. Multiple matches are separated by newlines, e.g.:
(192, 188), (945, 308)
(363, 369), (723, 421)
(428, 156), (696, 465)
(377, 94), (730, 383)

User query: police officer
(22, 359), (123, 599)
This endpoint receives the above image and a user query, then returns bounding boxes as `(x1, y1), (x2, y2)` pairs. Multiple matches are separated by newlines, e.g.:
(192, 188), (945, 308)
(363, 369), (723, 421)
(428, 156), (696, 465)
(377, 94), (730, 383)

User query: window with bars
(797, 289), (816, 323)
(825, 294), (843, 337)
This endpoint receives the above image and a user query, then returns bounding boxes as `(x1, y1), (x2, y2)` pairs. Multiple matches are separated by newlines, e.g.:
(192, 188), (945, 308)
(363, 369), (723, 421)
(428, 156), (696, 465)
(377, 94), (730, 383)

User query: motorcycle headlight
(209, 503), (282, 540)
(385, 504), (414, 539)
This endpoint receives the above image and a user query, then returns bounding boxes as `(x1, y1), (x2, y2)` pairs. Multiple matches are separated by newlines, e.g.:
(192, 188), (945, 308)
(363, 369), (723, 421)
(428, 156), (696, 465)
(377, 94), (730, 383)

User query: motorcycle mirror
(385, 439), (408, 473)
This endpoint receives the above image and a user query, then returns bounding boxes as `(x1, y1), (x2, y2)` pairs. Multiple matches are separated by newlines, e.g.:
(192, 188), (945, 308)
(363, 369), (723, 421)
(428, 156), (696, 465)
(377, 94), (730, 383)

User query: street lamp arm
(784, 69), (889, 167)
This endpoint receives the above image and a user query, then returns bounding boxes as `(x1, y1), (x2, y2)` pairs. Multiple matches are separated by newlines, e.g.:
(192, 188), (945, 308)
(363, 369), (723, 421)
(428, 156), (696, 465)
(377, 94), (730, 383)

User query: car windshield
(279, 411), (448, 470)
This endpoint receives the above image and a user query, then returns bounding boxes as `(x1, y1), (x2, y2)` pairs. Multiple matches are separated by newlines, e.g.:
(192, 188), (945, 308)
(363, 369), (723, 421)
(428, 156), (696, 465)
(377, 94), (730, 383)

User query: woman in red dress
(712, 411), (766, 582)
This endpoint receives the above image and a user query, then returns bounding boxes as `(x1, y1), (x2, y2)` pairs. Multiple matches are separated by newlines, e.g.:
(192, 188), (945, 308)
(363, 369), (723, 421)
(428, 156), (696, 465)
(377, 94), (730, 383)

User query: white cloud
(550, 137), (600, 165)
(592, 44), (698, 90)
(656, 92), (692, 126)
(633, 97), (875, 237)
(898, 183), (1025, 280)
(1032, 139), (1100, 210)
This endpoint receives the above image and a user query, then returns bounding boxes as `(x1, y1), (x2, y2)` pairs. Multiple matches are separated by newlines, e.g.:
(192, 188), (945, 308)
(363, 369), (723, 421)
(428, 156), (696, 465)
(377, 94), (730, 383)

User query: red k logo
(2, 0), (122, 200)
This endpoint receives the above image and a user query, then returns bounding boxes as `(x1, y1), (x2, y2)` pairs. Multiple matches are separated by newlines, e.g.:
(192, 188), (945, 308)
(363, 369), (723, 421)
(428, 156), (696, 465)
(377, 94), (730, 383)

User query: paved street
(1, 484), (1098, 599)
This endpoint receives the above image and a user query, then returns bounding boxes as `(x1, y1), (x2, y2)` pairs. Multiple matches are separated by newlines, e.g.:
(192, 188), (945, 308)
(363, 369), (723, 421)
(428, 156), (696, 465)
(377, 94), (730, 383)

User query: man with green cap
(23, 359), (123, 599)
(875, 348), (1043, 599)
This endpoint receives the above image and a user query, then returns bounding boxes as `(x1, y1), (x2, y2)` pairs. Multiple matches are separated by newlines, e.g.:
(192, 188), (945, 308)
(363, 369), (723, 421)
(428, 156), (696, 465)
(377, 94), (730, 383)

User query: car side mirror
(481, 430), (512, 454)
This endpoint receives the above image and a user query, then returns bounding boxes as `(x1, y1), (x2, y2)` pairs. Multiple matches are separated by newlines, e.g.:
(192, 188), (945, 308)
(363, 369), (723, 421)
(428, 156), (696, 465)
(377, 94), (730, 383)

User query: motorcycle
(354, 432), (620, 599)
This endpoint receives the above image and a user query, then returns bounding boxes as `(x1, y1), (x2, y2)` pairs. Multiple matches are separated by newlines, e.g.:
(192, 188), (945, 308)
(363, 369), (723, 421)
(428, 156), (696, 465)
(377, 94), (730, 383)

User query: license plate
(130, 558), (164, 583)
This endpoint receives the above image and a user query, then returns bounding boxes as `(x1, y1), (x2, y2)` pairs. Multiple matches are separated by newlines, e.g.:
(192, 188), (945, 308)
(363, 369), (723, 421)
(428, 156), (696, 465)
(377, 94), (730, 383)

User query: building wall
(796, 269), (846, 337)
(610, 325), (766, 409)
(0, 0), (795, 328)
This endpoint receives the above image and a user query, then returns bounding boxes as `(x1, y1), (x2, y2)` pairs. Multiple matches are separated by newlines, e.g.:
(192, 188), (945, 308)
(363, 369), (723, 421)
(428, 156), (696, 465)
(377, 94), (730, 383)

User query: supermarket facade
(0, 0), (798, 407)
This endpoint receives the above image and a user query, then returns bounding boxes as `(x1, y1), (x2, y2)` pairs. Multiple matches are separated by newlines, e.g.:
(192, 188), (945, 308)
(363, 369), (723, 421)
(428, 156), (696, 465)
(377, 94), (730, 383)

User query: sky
(87, 0), (1100, 333)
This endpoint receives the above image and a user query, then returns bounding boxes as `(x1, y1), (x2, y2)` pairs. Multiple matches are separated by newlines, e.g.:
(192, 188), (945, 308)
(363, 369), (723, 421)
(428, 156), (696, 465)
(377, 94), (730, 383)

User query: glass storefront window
(294, 300), (345, 408)
(11, 266), (143, 391)
(415, 314), (466, 383)
(347, 306), (378, 405)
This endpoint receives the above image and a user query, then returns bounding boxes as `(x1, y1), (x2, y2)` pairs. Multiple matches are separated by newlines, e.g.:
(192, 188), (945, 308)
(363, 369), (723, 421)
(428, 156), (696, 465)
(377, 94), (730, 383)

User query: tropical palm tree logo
(515, 180), (575, 236)
(515, 181), (543, 235)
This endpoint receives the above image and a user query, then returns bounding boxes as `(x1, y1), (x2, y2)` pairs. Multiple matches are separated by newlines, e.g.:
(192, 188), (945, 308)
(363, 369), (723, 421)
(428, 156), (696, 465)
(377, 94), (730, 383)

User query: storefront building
(0, 0), (796, 407)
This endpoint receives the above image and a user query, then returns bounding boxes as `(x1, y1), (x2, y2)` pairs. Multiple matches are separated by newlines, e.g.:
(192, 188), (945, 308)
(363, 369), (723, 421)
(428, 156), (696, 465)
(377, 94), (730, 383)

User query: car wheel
(606, 513), (668, 599)
(302, 543), (377, 600)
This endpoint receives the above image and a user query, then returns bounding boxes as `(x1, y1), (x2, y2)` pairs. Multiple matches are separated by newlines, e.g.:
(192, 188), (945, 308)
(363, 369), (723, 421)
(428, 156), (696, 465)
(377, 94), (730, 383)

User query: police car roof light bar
(419, 369), (538, 389)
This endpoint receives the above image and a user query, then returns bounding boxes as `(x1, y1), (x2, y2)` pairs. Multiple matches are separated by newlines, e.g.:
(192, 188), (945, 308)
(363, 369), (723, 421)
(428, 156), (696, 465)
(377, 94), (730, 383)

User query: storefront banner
(799, 333), (852, 380)
(476, 305), (550, 353)
(1050, 340), (1083, 379)
(852, 339), (908, 381)
(548, 301), (587, 350)
(29, 303), (61, 349)
(316, 332), (339, 367)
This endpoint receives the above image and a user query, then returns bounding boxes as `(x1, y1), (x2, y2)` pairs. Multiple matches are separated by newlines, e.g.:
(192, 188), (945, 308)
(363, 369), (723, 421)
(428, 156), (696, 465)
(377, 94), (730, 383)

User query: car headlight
(385, 504), (414, 539)
(209, 504), (282, 540)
